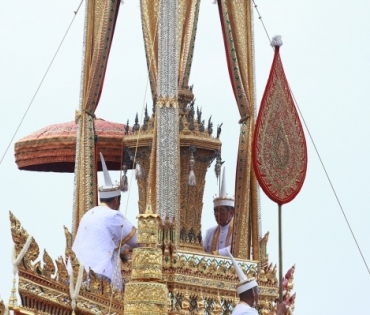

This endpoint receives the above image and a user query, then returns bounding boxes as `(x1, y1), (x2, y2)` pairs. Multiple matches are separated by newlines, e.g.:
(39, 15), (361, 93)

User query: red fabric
(252, 47), (307, 205)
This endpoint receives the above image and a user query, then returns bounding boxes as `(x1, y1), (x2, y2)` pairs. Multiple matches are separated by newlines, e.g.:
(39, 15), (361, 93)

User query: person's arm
(109, 212), (138, 248)
(119, 244), (133, 261)
(123, 228), (138, 248)
(213, 245), (231, 256)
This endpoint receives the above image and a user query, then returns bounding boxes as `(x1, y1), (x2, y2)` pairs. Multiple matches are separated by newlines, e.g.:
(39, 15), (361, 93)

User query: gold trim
(211, 226), (220, 253)
(210, 218), (234, 253)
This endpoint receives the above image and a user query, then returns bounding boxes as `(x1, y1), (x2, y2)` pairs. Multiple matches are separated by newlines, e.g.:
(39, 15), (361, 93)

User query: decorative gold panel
(137, 214), (161, 244)
(131, 247), (162, 280)
(124, 282), (168, 315)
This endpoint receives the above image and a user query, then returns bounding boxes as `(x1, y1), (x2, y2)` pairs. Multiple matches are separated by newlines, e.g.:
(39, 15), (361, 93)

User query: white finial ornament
(271, 35), (283, 47)
(226, 248), (258, 294)
(99, 152), (121, 198)
(213, 167), (234, 208)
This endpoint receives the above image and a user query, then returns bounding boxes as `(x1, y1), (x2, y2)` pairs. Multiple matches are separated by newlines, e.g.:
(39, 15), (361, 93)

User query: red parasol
(15, 119), (129, 173)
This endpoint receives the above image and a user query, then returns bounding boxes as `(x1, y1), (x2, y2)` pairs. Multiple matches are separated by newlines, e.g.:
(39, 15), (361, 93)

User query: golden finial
(8, 277), (18, 308)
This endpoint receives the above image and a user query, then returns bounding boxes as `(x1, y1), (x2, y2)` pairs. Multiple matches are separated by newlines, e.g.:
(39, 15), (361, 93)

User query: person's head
(227, 248), (259, 308)
(213, 205), (234, 226)
(239, 286), (259, 306)
(213, 167), (234, 225)
(98, 152), (122, 206)
(100, 195), (121, 210)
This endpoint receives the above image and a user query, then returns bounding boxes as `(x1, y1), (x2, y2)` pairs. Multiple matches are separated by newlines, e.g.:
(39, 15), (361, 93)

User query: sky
(1, 0), (370, 314)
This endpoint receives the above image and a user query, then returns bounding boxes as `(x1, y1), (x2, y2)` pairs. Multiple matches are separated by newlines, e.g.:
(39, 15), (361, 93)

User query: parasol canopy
(14, 119), (128, 173)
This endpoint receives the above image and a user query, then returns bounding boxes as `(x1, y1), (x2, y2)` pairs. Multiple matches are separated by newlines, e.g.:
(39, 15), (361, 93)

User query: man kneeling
(72, 153), (139, 289)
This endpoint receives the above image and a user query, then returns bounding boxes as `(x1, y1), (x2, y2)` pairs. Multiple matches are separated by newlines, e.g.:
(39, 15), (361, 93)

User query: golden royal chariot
(2, 0), (296, 314)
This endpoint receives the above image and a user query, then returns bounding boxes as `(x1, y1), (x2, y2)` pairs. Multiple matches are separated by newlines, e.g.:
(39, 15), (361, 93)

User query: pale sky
(1, 1), (370, 314)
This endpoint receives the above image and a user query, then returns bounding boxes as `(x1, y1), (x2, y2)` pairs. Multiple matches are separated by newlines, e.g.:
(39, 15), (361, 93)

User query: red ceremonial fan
(253, 36), (307, 205)
(252, 35), (307, 303)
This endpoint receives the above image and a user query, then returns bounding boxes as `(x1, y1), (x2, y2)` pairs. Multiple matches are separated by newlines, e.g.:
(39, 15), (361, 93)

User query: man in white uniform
(203, 167), (234, 256)
(72, 153), (139, 289)
(227, 249), (287, 315)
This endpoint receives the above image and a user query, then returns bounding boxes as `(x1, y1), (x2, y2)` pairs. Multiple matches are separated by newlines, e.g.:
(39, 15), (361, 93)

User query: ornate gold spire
(8, 277), (18, 309)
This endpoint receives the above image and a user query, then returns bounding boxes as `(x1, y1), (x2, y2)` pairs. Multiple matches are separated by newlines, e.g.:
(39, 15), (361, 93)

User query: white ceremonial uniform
(72, 205), (137, 285)
(203, 220), (232, 256)
(232, 302), (258, 315)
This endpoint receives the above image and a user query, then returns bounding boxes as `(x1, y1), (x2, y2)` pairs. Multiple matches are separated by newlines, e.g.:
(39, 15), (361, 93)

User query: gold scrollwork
(137, 215), (160, 245)
(131, 247), (162, 279)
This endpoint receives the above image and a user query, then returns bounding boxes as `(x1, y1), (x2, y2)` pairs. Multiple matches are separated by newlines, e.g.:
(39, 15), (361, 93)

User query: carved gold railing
(9, 211), (124, 315)
(8, 211), (294, 315)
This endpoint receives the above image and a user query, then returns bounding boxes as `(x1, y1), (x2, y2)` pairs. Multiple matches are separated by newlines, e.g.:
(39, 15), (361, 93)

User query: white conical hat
(98, 152), (120, 198)
(226, 248), (258, 294)
(213, 167), (234, 208)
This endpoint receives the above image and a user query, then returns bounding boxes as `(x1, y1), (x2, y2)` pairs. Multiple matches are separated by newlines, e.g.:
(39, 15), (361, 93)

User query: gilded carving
(124, 303), (167, 315)
(42, 249), (56, 278)
(260, 232), (270, 269)
(180, 290), (190, 312)
(137, 215), (160, 244)
(137, 152), (152, 214)
(9, 211), (39, 272)
(66, 247), (87, 291)
(133, 247), (162, 265)
(55, 256), (69, 285)
(101, 275), (111, 297)
(213, 293), (223, 315)
(125, 282), (168, 304)
(197, 291), (205, 315)
(88, 268), (101, 293)
(131, 247), (162, 279)
(63, 225), (73, 250)
(205, 260), (218, 276)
